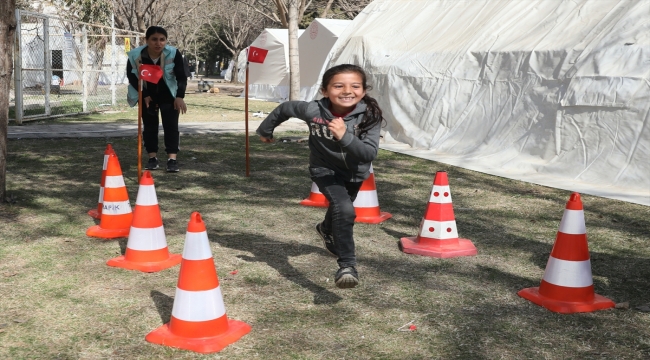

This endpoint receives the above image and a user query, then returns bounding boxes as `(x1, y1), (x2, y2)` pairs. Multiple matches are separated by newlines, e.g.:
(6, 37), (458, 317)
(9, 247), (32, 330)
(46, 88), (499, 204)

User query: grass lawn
(19, 87), (278, 125)
(2, 94), (650, 359)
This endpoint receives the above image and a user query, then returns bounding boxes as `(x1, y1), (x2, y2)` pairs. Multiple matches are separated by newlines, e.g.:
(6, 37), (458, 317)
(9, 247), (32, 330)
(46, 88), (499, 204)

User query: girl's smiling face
(321, 72), (366, 115)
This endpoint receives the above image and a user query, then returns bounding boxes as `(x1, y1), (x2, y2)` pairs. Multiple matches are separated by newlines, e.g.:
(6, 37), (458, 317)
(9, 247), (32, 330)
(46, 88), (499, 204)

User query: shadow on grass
(118, 238), (128, 255)
(357, 251), (650, 358)
(4, 132), (650, 358)
(379, 199), (650, 304)
(447, 265), (650, 358)
(212, 232), (343, 305)
(150, 290), (174, 324)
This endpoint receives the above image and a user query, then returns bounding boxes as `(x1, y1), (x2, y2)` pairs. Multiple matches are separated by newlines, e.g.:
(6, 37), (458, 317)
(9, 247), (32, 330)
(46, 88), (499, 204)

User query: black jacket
(256, 98), (381, 182)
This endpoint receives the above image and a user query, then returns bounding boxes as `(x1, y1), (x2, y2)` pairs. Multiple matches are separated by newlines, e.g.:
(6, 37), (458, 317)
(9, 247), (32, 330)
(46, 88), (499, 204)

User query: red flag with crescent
(139, 64), (163, 83)
(248, 46), (268, 64)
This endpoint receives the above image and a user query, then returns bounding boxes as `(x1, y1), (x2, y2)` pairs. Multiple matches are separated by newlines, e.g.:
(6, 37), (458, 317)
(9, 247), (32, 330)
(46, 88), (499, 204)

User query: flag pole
(245, 53), (250, 177)
(137, 75), (143, 183)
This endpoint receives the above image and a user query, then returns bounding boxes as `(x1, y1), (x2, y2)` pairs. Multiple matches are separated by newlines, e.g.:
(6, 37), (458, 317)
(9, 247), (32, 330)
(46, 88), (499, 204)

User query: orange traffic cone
(518, 193), (615, 313)
(107, 171), (181, 272)
(145, 212), (251, 353)
(300, 182), (329, 207)
(88, 144), (114, 219)
(353, 164), (392, 224)
(400, 171), (477, 258)
(86, 153), (133, 239)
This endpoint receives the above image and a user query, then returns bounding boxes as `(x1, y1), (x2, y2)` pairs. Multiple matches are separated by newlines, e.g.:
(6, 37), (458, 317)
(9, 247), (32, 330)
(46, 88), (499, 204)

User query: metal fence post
(111, 14), (116, 106)
(14, 9), (23, 125)
(44, 16), (51, 116)
(82, 25), (88, 113)
(12, 12), (142, 121)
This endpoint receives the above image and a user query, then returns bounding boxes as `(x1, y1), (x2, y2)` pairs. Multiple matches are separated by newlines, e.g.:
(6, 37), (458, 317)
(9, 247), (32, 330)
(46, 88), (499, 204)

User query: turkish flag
(139, 64), (163, 84)
(248, 46), (268, 64)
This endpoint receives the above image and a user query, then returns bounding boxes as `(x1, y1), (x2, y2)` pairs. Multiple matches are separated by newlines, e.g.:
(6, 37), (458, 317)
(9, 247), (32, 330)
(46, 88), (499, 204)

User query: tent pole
(245, 61), (250, 177)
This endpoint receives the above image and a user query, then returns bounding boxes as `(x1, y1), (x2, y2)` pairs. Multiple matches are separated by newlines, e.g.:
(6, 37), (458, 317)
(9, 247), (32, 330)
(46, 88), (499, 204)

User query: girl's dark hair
(145, 26), (168, 40)
(320, 64), (384, 137)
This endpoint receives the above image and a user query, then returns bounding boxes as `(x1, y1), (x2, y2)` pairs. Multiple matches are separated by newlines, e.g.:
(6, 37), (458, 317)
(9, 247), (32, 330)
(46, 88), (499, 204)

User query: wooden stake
(137, 77), (143, 183)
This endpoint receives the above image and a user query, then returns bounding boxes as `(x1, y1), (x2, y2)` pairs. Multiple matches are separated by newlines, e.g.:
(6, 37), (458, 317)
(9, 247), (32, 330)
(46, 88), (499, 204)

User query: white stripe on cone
(542, 256), (593, 287)
(105, 175), (126, 188)
(559, 209), (586, 235)
(429, 185), (453, 204)
(353, 190), (379, 208)
(171, 287), (226, 321)
(310, 182), (322, 194)
(96, 154), (109, 202)
(102, 200), (132, 215)
(135, 185), (158, 206)
(126, 226), (167, 251)
(182, 232), (213, 260)
(419, 219), (459, 239)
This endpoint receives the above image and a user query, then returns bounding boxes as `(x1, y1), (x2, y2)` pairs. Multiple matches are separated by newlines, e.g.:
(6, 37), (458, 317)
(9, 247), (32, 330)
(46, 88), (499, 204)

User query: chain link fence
(10, 10), (144, 124)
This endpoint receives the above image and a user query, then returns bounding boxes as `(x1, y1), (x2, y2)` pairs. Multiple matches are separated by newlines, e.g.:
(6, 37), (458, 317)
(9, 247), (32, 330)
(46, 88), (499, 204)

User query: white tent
(234, 28), (304, 102)
(299, 18), (352, 100)
(325, 0), (650, 206)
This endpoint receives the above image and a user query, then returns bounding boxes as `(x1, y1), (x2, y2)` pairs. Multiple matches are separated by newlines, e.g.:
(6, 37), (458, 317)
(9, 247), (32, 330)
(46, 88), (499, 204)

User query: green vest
(126, 45), (178, 107)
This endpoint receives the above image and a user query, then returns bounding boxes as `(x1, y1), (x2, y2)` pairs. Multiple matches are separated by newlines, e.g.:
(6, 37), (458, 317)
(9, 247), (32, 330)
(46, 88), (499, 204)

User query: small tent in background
(325, 0), (650, 205)
(299, 19), (352, 100)
(234, 28), (304, 102)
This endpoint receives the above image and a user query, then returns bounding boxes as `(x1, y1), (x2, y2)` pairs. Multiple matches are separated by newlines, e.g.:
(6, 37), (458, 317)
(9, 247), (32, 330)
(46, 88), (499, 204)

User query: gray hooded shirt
(256, 98), (381, 182)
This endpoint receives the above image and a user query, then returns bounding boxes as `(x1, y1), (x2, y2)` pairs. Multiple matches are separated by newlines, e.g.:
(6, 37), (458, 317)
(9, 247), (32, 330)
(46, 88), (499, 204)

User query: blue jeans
(310, 167), (363, 268)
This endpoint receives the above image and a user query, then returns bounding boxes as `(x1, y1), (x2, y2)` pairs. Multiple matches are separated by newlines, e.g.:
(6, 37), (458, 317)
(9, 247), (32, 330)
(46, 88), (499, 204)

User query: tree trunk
(288, 0), (300, 100)
(230, 57), (239, 84)
(0, 0), (17, 202)
(89, 39), (107, 96)
(206, 58), (213, 76)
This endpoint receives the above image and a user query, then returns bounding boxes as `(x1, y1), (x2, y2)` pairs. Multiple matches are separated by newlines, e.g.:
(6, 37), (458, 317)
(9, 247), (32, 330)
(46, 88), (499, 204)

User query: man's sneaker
(335, 267), (359, 289)
(316, 222), (337, 257)
(166, 158), (179, 172)
(145, 157), (159, 170)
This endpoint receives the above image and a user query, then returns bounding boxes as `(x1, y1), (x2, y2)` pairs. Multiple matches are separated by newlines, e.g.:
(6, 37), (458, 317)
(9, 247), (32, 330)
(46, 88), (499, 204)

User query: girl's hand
(327, 117), (347, 140)
(144, 96), (152, 108)
(259, 136), (275, 143)
(174, 97), (187, 114)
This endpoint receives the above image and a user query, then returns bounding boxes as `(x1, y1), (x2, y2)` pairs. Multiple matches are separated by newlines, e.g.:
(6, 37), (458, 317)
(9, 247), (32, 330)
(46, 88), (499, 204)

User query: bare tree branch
(321, 0), (335, 17)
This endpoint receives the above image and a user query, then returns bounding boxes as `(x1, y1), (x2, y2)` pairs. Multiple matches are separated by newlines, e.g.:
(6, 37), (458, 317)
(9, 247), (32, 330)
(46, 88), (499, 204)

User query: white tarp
(324, 0), (650, 206)
(235, 28), (304, 102)
(299, 18), (352, 100)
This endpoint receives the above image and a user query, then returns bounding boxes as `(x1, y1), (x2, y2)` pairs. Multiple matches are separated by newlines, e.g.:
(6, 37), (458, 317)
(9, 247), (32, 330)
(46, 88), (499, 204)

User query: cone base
(399, 236), (477, 258)
(88, 209), (100, 220)
(86, 225), (129, 239)
(300, 199), (328, 207)
(107, 253), (182, 273)
(355, 212), (392, 224)
(145, 319), (252, 354)
(517, 287), (615, 314)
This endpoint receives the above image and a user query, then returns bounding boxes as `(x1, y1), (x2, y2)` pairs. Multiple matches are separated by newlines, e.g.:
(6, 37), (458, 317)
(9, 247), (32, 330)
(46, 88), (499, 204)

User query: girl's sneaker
(166, 159), (179, 172)
(335, 267), (358, 289)
(316, 223), (338, 257)
(145, 157), (159, 170)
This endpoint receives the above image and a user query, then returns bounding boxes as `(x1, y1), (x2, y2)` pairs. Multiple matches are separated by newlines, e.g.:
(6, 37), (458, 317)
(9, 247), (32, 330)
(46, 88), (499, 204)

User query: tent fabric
(299, 19), (352, 100)
(235, 29), (304, 102)
(324, 0), (650, 206)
